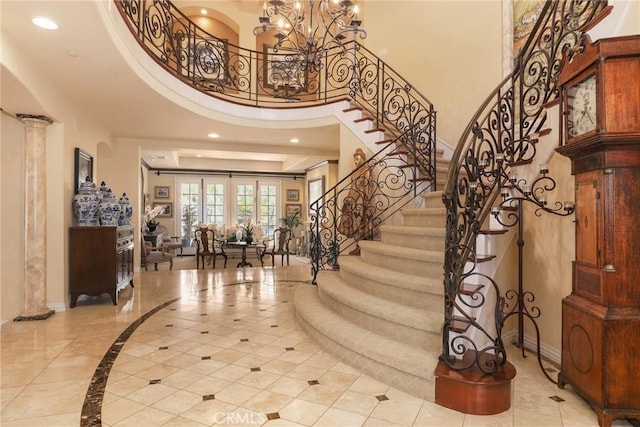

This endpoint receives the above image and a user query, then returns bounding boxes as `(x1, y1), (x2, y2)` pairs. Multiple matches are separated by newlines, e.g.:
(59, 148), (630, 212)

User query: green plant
(181, 205), (198, 238)
(280, 211), (302, 237)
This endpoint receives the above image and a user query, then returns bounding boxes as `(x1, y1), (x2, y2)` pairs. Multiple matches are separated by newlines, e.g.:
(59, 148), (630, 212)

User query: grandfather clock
(556, 34), (640, 427)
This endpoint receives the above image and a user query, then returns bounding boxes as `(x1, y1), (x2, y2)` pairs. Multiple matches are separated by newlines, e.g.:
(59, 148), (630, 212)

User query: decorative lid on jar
(118, 192), (133, 226)
(99, 181), (110, 199)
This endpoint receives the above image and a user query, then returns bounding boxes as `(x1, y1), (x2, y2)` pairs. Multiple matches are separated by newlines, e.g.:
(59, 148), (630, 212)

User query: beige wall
(361, 1), (504, 147)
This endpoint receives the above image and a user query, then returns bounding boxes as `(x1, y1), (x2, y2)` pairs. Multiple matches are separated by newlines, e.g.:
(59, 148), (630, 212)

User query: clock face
(567, 75), (597, 138)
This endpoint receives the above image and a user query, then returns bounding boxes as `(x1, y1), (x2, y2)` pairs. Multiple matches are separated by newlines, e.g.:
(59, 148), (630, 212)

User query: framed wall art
(152, 202), (172, 217)
(286, 204), (302, 218)
(155, 186), (170, 199)
(286, 189), (300, 201)
(74, 148), (93, 193)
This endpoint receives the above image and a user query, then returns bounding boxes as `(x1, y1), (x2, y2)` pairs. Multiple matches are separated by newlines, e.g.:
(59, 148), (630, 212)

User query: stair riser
(339, 269), (443, 311)
(382, 231), (444, 251)
(402, 213), (445, 228)
(361, 251), (443, 278)
(318, 288), (442, 350)
(296, 309), (436, 401)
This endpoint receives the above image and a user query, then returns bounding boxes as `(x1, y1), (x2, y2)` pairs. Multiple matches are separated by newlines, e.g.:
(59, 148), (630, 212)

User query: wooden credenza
(69, 225), (134, 307)
(556, 35), (640, 427)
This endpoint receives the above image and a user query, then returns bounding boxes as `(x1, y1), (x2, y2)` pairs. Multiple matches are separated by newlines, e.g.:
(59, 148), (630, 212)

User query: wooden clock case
(556, 34), (640, 427)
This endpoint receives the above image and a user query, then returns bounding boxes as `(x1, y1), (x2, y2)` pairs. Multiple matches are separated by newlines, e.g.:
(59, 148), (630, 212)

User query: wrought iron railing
(309, 127), (434, 282)
(115, 0), (437, 277)
(441, 0), (609, 373)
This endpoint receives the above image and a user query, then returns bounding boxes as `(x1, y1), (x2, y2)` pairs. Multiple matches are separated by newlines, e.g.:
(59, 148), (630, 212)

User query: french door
(176, 177), (280, 255)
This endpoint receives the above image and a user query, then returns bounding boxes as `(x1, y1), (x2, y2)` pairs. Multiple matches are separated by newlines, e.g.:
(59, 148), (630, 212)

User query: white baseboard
(48, 302), (66, 313)
(504, 330), (561, 366)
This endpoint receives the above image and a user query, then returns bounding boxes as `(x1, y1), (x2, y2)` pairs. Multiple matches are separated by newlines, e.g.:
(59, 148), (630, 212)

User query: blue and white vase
(118, 193), (133, 226)
(73, 177), (100, 226)
(98, 189), (121, 227)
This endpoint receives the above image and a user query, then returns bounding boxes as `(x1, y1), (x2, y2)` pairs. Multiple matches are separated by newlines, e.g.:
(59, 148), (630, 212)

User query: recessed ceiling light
(32, 16), (58, 30)
(201, 9), (207, 15)
(290, 138), (299, 143)
(208, 133), (220, 139)
(196, 154), (203, 158)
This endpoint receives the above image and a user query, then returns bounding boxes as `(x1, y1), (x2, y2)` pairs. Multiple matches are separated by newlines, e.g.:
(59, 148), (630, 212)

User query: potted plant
(280, 211), (302, 237)
(280, 211), (302, 253)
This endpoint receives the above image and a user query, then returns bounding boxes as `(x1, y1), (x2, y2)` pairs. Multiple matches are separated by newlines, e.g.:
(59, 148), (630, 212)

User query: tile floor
(1, 264), (636, 426)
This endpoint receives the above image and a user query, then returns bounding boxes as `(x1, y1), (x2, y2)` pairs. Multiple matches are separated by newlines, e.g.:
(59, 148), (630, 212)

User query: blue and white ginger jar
(118, 193), (133, 226)
(73, 177), (100, 226)
(98, 189), (121, 227)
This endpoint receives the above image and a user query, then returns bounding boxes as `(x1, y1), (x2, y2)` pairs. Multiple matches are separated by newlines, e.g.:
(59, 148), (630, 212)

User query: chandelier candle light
(254, 0), (366, 72)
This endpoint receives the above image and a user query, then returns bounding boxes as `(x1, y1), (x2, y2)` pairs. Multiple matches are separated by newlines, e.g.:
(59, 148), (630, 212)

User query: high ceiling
(1, 1), (340, 173)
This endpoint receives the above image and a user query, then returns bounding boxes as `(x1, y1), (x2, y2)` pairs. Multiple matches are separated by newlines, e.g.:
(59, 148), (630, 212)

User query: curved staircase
(294, 165), (449, 401)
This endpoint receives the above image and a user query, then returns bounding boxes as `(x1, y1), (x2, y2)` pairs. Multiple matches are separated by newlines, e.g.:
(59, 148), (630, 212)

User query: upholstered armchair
(155, 224), (183, 257)
(140, 237), (173, 271)
(195, 227), (227, 269)
(261, 227), (292, 266)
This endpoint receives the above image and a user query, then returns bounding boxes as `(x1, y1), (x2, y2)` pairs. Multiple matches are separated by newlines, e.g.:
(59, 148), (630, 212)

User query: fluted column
(14, 114), (55, 321)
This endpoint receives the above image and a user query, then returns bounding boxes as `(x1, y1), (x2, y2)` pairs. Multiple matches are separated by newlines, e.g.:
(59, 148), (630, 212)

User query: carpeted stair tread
(402, 207), (446, 216)
(337, 256), (443, 297)
(294, 284), (439, 380)
(316, 272), (442, 334)
(358, 240), (443, 263)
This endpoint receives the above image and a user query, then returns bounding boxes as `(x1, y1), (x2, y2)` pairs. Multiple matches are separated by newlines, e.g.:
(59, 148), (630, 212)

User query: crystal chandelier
(253, 0), (366, 72)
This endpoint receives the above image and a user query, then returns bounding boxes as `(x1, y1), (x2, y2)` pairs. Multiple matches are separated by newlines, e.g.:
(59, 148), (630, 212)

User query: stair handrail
(115, 0), (437, 278)
(309, 126), (433, 283)
(441, 0), (610, 373)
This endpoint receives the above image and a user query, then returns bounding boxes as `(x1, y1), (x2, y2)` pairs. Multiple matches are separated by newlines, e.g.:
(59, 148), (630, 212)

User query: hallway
(0, 265), (628, 426)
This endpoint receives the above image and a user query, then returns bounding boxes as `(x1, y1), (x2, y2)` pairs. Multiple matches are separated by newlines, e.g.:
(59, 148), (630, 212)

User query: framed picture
(286, 204), (302, 217)
(153, 202), (172, 217)
(155, 186), (170, 199)
(308, 176), (325, 214)
(74, 148), (93, 193)
(263, 45), (308, 91)
(287, 189), (300, 201)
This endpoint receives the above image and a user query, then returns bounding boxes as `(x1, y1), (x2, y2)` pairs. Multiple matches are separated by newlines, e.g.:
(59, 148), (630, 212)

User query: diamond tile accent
(201, 356), (211, 360)
(234, 319), (241, 322)
(376, 394), (389, 401)
(149, 379), (161, 385)
(203, 394), (215, 401)
(201, 331), (209, 334)
(200, 313), (207, 316)
(250, 367), (261, 372)
(159, 346), (169, 350)
(240, 338), (249, 342)
(271, 325), (278, 328)
(285, 347), (294, 351)
(266, 413), (280, 420)
(308, 380), (319, 385)
(165, 324), (173, 327)
(549, 395), (565, 402)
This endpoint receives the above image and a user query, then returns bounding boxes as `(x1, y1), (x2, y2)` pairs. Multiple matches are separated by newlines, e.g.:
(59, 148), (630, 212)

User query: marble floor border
(80, 297), (181, 426)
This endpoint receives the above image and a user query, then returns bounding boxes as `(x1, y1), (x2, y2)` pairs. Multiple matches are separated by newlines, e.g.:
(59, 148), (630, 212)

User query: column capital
(16, 114), (53, 125)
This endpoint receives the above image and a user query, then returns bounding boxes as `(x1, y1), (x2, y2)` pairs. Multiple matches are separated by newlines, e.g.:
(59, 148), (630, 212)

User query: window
(235, 183), (254, 227)
(204, 182), (224, 226)
(179, 181), (201, 240)
(260, 184), (278, 236)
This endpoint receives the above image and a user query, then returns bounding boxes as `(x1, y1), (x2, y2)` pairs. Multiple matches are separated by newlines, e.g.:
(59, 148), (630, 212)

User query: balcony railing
(115, 0), (437, 279)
